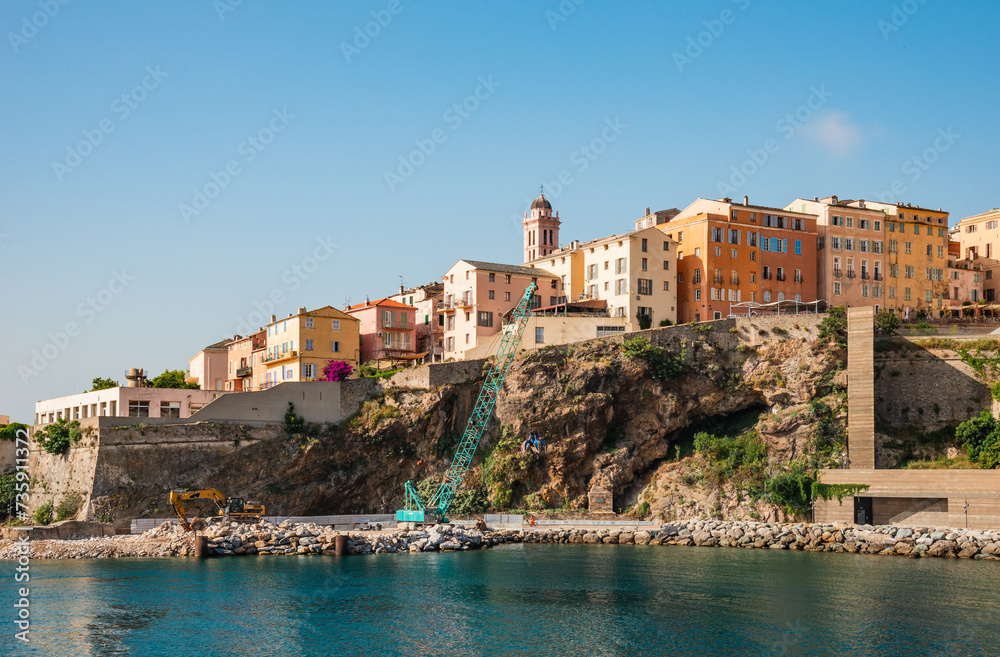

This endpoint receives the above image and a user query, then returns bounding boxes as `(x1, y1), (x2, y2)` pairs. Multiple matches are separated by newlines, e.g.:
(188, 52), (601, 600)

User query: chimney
(831, 195), (838, 205)
(813, 196), (818, 202)
(645, 207), (650, 216)
(399, 284), (405, 294)
(271, 314), (277, 322)
(297, 307), (306, 315)
(743, 195), (748, 206)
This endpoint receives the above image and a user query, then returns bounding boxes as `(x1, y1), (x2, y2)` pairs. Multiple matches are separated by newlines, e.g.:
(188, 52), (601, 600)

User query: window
(747, 232), (757, 247)
(905, 287), (911, 301)
(302, 363), (317, 379)
(597, 326), (626, 338)
(905, 241), (912, 254)
(477, 311), (493, 327)
(663, 241), (669, 251)
(859, 219), (869, 230)
(663, 260), (670, 270)
(905, 265), (914, 278)
(729, 229), (740, 244)
(794, 240), (802, 255)
(332, 341), (340, 353)
(128, 400), (150, 417)
(641, 238), (648, 252)
(846, 217), (853, 228)
(764, 290), (772, 302)
(731, 249), (737, 258)
(305, 339), (314, 351)
(927, 226), (933, 236)
(641, 258), (648, 272)
(489, 273), (495, 282)
(926, 244), (933, 256)
(694, 248), (700, 257)
(535, 327), (545, 344)
(714, 247), (721, 257)
(504, 291), (511, 301)
(914, 225), (919, 235)
(889, 239), (897, 253)
(888, 286), (895, 299)
(694, 288), (701, 301)
(831, 237), (841, 250)
(750, 251), (756, 262)
(845, 238), (854, 251)
(615, 258), (627, 274)
(678, 231), (683, 242)
(663, 281), (670, 291)
(874, 241), (883, 254)
(693, 269), (701, 284)
(305, 317), (314, 329)
(926, 290), (932, 303)
(505, 274), (511, 284)
(160, 401), (181, 418)
(331, 319), (340, 331)
(833, 281), (841, 296)
(488, 290), (495, 300)
(832, 216), (843, 226)
(711, 227), (723, 242)
(859, 240), (869, 253)
(874, 220), (881, 231)
(615, 279), (628, 294)
(638, 279), (653, 295)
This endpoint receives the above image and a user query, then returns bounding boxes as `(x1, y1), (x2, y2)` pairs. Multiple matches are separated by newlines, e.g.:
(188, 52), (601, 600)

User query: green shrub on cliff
(33, 501), (53, 526)
(956, 412), (1000, 468)
(693, 430), (767, 489)
(34, 418), (82, 455)
(818, 306), (847, 347)
(0, 422), (29, 442)
(0, 474), (16, 522)
(620, 336), (684, 381)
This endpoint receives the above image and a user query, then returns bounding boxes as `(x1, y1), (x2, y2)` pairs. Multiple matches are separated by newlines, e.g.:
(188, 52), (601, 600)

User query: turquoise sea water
(7, 544), (1000, 656)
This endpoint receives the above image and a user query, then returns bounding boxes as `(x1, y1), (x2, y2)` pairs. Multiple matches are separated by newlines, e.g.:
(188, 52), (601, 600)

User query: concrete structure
(390, 281), (445, 362)
(787, 196), (887, 309)
(662, 197), (819, 323)
(816, 468), (1000, 529)
(441, 259), (560, 360)
(226, 329), (266, 392)
(946, 259), (985, 314)
(527, 226), (678, 330)
(847, 307), (876, 468)
(187, 338), (233, 391)
(263, 306), (360, 386)
(852, 200), (949, 318)
(522, 192), (561, 263)
(954, 207), (1000, 301)
(345, 297), (418, 365)
(464, 310), (628, 359)
(35, 386), (226, 425)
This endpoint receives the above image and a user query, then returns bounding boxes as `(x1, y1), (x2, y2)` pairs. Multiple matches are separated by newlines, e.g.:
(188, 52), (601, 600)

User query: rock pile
(520, 519), (1000, 559)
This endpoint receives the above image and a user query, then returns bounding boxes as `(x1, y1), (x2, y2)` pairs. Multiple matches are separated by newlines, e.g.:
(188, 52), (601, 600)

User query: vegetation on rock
(35, 418), (83, 455)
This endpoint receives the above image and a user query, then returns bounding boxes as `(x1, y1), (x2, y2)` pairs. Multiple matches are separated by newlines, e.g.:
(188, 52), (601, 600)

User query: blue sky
(2, 0), (998, 422)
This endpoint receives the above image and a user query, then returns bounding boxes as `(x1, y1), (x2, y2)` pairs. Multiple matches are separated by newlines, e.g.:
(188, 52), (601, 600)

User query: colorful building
(226, 329), (266, 392)
(946, 259), (985, 313)
(440, 260), (559, 360)
(786, 196), (888, 310)
(390, 281), (445, 362)
(345, 298), (418, 365)
(526, 225), (678, 329)
(954, 207), (1000, 301)
(262, 306), (360, 387)
(186, 338), (233, 391)
(662, 197), (819, 323)
(852, 201), (949, 318)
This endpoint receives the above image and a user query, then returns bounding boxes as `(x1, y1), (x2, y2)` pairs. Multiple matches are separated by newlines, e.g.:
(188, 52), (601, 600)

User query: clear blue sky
(2, 0), (998, 422)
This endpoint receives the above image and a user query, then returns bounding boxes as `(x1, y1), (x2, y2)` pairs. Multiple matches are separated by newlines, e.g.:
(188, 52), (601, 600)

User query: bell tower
(522, 190), (560, 263)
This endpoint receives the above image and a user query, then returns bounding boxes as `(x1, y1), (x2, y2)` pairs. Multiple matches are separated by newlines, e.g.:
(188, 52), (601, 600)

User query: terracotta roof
(458, 260), (557, 277)
(203, 338), (235, 351)
(345, 297), (414, 312)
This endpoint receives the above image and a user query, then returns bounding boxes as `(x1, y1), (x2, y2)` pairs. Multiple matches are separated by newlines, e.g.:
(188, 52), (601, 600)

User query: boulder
(927, 540), (959, 557)
(634, 531), (652, 545)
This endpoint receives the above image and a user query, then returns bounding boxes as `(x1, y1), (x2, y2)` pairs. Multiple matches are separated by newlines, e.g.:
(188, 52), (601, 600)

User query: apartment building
(186, 338), (232, 391)
(527, 226), (678, 329)
(390, 281), (445, 362)
(225, 329), (266, 392)
(787, 196), (887, 309)
(852, 201), (949, 317)
(262, 306), (360, 387)
(954, 207), (1000, 301)
(441, 260), (559, 360)
(662, 197), (819, 323)
(946, 260), (985, 310)
(345, 298), (418, 365)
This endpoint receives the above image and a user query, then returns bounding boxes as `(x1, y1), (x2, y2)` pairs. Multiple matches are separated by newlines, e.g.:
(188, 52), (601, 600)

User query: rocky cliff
(79, 315), (849, 525)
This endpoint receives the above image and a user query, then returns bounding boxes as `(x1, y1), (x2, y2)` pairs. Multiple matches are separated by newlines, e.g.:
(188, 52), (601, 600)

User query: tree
(34, 418), (83, 455)
(636, 311), (653, 330)
(89, 376), (119, 391)
(956, 412), (1000, 468)
(321, 360), (354, 382)
(148, 369), (200, 389)
(0, 423), (29, 442)
(284, 402), (304, 435)
(873, 309), (899, 336)
(818, 306), (847, 347)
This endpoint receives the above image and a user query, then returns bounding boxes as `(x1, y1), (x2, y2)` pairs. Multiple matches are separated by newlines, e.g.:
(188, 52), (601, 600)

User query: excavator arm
(169, 488), (228, 531)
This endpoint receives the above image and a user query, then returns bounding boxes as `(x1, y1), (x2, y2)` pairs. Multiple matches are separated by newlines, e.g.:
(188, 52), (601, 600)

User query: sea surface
(7, 544), (1000, 656)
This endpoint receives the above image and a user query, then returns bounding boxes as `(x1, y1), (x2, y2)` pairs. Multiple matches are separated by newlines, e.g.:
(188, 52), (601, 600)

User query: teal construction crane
(396, 281), (538, 524)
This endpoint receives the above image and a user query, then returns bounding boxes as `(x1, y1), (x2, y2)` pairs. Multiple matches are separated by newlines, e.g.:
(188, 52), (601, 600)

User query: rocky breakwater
(521, 519), (1000, 560)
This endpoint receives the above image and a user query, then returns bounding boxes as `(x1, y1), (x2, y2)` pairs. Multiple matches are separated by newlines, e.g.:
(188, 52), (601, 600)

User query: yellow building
(263, 306), (360, 386)
(527, 226), (678, 329)
(852, 201), (949, 318)
(954, 207), (1000, 301)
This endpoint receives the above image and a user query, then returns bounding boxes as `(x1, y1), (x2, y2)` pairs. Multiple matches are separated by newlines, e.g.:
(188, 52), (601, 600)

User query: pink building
(345, 298), (418, 365)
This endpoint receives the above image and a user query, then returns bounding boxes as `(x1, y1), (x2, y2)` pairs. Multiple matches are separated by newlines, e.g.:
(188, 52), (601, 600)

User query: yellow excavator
(169, 489), (266, 531)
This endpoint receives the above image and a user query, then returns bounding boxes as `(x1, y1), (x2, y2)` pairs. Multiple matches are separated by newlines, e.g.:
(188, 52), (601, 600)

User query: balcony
(874, 272), (883, 281)
(861, 272), (870, 280)
(713, 275), (724, 285)
(846, 271), (856, 279)
(454, 295), (473, 308)
(833, 268), (842, 278)
(794, 275), (803, 284)
(776, 273), (786, 282)
(264, 350), (298, 363)
(730, 276), (740, 285)
(236, 366), (252, 377)
(763, 272), (772, 280)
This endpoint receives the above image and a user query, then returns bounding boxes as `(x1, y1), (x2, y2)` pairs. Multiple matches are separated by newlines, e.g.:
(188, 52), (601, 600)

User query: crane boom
(397, 281), (537, 523)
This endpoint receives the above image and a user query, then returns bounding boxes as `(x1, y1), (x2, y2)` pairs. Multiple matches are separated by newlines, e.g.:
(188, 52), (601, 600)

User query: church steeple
(522, 190), (560, 263)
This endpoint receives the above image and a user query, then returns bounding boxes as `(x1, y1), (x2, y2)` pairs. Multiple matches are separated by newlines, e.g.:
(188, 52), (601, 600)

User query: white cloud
(798, 110), (865, 157)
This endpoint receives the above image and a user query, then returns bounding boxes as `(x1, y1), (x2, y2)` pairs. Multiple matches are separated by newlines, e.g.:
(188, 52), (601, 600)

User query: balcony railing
(763, 272), (772, 280)
(730, 276), (740, 285)
(861, 271), (870, 280)
(455, 296), (473, 307)
(236, 366), (252, 377)
(794, 275), (803, 284)
(846, 271), (856, 279)
(713, 275), (723, 284)
(874, 272), (883, 281)
(264, 350), (297, 363)
(833, 268), (842, 278)
(776, 273), (786, 282)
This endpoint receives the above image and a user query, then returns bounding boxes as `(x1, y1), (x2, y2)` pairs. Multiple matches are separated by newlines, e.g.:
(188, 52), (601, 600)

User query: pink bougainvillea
(321, 360), (354, 382)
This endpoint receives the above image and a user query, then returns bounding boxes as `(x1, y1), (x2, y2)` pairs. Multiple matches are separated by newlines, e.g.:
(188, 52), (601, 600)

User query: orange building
(226, 329), (266, 391)
(345, 298), (418, 365)
(661, 197), (819, 322)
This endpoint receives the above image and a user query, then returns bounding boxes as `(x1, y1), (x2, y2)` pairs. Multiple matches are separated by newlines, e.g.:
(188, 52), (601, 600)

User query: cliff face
(84, 315), (847, 524)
